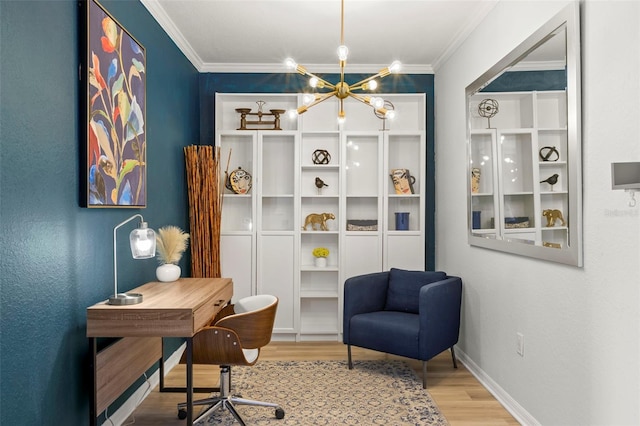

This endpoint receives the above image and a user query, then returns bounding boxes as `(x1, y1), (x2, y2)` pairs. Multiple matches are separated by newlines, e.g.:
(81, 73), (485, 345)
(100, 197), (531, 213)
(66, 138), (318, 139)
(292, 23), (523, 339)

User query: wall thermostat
(611, 162), (640, 190)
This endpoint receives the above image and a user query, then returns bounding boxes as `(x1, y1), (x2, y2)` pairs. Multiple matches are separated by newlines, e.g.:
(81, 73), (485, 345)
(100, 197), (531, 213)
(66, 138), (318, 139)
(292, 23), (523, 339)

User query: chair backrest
(385, 268), (447, 314)
(234, 294), (277, 314)
(215, 294), (278, 349)
(189, 295), (278, 365)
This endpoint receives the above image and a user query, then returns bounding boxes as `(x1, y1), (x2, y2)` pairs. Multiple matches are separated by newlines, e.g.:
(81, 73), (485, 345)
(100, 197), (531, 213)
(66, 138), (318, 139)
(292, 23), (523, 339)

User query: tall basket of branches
(184, 145), (223, 278)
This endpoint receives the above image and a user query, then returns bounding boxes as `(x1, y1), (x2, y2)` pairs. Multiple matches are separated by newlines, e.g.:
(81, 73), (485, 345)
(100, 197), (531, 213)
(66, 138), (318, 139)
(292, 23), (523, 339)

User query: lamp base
(108, 293), (143, 305)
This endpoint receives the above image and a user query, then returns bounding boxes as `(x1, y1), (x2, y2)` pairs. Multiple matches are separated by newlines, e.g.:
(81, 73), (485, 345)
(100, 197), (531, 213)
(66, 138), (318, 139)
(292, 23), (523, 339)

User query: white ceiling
(140, 0), (499, 73)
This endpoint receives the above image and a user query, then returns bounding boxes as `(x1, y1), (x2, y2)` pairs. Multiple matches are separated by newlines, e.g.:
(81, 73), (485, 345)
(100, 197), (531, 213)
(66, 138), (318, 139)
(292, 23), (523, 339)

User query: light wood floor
(124, 342), (519, 425)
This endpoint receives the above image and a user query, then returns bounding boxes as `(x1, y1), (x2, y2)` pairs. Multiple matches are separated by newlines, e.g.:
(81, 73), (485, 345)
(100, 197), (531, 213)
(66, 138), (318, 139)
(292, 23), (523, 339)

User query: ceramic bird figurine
(540, 173), (559, 190)
(315, 177), (328, 194)
(315, 177), (328, 188)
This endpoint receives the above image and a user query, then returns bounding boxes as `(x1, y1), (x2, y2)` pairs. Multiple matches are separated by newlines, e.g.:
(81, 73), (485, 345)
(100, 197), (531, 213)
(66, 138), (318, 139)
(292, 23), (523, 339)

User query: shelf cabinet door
(470, 130), (498, 236)
(344, 132), (382, 239)
(499, 130), (536, 239)
(259, 132), (296, 232)
(219, 130), (257, 302)
(257, 234), (296, 333)
(221, 235), (253, 302)
(385, 235), (425, 271)
(384, 133), (425, 270)
(219, 132), (255, 233)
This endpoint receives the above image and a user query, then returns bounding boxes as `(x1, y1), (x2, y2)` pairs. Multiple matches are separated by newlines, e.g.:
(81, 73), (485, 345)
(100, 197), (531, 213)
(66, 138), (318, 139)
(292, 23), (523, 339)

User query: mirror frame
(465, 2), (582, 267)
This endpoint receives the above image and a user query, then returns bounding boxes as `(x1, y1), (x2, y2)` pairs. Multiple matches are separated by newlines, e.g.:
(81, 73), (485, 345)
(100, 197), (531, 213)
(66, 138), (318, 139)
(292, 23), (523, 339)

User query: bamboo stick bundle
(197, 147), (210, 276)
(211, 145), (222, 277)
(184, 146), (194, 273)
(195, 146), (205, 276)
(200, 147), (214, 277)
(202, 147), (214, 277)
(184, 145), (222, 278)
(184, 146), (201, 276)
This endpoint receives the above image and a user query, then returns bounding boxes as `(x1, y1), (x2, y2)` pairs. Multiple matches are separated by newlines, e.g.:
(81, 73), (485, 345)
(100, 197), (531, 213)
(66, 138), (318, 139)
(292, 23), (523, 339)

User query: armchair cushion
(349, 311), (421, 360)
(385, 268), (447, 313)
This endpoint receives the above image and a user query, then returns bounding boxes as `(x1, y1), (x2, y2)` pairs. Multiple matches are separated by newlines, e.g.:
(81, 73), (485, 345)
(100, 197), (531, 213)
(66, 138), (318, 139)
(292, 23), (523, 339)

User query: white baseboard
(455, 346), (540, 426)
(101, 342), (187, 426)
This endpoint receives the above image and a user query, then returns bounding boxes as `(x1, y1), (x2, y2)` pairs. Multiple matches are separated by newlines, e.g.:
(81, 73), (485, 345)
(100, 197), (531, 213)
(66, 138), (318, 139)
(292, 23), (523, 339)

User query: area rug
(201, 360), (448, 425)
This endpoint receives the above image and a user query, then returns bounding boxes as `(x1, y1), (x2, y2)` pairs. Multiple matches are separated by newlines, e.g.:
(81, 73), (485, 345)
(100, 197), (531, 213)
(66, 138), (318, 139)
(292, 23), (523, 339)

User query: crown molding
(142, 0), (434, 75)
(140, 0), (204, 70)
(432, 0), (499, 72)
(199, 62), (433, 74)
(510, 60), (566, 72)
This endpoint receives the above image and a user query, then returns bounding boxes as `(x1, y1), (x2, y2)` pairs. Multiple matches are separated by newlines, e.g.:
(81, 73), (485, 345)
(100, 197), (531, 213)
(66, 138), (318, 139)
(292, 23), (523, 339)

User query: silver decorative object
(478, 98), (499, 128)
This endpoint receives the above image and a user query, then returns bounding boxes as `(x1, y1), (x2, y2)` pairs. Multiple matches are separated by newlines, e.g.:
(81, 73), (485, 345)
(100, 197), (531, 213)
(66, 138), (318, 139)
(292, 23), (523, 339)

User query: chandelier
(285, 0), (401, 124)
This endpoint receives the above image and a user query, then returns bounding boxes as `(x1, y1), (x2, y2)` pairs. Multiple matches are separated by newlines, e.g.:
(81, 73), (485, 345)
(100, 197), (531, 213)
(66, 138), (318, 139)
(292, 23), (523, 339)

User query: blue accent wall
(0, 1), (199, 424)
(199, 73), (436, 269)
(482, 69), (566, 92)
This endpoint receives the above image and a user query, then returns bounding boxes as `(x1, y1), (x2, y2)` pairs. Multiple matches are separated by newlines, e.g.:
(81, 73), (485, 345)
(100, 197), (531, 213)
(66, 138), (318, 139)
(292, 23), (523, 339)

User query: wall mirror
(466, 3), (582, 266)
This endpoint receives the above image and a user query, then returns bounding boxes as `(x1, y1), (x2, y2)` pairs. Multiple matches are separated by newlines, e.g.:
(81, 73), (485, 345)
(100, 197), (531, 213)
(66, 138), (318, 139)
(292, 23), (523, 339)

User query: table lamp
(109, 214), (156, 305)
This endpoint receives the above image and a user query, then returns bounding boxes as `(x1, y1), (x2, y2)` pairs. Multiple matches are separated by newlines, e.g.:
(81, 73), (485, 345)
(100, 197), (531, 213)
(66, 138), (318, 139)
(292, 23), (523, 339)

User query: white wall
(435, 1), (640, 424)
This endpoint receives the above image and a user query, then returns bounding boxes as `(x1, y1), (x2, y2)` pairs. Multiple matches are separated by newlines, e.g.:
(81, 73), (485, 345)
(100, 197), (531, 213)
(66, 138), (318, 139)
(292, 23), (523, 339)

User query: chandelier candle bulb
(288, 109), (299, 119)
(337, 45), (349, 61)
(363, 80), (378, 91)
(388, 60), (402, 73)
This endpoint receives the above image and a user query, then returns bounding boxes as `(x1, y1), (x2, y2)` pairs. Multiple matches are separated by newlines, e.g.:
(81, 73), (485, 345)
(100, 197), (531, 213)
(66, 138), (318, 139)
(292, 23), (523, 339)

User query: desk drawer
(193, 281), (233, 331)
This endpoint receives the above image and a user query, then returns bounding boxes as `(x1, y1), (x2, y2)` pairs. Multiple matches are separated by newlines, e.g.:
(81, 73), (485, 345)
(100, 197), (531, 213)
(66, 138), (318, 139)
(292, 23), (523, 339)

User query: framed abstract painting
(80, 0), (146, 207)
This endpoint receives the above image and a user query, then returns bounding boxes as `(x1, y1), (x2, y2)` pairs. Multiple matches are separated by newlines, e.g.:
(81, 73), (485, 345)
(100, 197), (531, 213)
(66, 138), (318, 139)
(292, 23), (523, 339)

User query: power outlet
(516, 332), (525, 357)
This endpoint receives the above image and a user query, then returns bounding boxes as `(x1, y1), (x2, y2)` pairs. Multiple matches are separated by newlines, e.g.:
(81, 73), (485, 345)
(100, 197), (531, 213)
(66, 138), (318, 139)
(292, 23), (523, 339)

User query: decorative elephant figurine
(302, 213), (335, 231)
(542, 209), (566, 227)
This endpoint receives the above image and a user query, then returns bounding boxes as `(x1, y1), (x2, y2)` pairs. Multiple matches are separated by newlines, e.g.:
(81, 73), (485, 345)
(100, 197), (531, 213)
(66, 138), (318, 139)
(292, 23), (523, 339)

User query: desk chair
(177, 294), (285, 424)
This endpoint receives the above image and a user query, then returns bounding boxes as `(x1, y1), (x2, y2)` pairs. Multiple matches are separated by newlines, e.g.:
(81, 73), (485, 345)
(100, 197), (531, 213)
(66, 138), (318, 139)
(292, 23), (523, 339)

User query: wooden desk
(87, 277), (233, 426)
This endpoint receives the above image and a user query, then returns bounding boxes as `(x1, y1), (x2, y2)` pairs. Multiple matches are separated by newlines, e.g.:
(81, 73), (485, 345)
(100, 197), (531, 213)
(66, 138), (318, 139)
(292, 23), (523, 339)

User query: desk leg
(159, 338), (167, 391)
(186, 337), (193, 425)
(90, 337), (97, 426)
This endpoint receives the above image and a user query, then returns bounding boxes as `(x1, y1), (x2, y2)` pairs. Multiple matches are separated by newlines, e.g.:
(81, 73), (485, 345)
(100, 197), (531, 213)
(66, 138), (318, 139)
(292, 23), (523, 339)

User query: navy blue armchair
(343, 268), (462, 388)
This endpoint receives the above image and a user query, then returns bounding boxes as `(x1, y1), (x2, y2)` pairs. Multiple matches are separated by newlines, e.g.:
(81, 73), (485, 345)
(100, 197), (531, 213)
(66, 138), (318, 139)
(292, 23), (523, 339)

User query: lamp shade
(129, 221), (156, 259)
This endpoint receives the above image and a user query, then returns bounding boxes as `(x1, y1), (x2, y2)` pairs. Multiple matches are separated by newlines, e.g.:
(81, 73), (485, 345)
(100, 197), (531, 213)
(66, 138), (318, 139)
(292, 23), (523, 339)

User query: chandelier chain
(340, 0), (345, 46)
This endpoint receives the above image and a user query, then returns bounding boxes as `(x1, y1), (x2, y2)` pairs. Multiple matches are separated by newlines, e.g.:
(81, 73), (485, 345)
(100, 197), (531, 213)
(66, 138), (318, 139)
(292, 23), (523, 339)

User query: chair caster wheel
(177, 409), (187, 420)
(275, 407), (285, 419)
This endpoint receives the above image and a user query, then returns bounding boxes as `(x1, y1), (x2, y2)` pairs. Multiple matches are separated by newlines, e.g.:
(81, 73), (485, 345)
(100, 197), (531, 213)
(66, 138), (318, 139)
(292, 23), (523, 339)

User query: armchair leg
(422, 361), (427, 389)
(347, 345), (353, 369)
(451, 346), (458, 369)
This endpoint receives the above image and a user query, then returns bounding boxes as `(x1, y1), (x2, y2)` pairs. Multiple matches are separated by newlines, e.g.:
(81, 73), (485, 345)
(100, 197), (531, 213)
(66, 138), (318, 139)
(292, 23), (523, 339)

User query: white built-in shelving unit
(216, 92), (426, 341)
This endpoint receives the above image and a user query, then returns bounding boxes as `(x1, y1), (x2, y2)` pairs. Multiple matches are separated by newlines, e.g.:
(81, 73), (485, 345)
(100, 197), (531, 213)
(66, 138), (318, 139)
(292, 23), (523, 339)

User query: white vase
(156, 263), (181, 282)
(314, 257), (327, 268)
